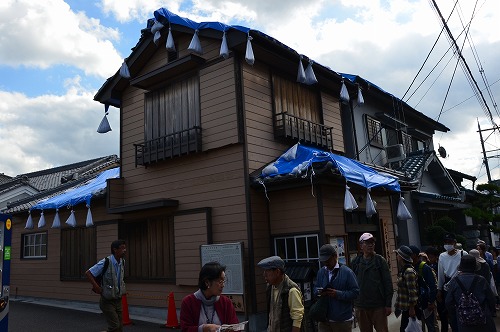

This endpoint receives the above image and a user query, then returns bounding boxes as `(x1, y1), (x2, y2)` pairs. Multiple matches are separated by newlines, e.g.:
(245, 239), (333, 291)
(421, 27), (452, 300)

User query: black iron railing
(274, 112), (333, 150)
(134, 126), (202, 166)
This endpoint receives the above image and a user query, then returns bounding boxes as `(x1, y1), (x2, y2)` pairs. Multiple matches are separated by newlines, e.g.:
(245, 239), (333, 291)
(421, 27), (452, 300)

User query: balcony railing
(134, 126), (202, 166)
(274, 112), (333, 150)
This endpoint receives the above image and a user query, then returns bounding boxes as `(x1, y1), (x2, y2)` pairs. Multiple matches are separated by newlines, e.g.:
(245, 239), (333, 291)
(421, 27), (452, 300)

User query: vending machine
(0, 213), (12, 331)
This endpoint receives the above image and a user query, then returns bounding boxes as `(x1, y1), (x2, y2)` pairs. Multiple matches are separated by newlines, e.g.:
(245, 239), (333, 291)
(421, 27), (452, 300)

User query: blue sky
(0, 0), (499, 189)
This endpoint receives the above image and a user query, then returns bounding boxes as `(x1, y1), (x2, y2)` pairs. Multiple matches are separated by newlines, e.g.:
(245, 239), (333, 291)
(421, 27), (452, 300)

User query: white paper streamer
(245, 35), (255, 65)
(166, 27), (176, 51)
(38, 211), (46, 228)
(340, 81), (350, 102)
(220, 31), (229, 59)
(304, 60), (318, 85)
(52, 209), (61, 228)
(357, 86), (364, 105)
(397, 196), (412, 220)
(65, 210), (77, 227)
(188, 30), (203, 54)
(297, 57), (306, 83)
(25, 212), (34, 229)
(86, 205), (94, 227)
(365, 189), (377, 217)
(344, 185), (358, 212)
(119, 61), (131, 79)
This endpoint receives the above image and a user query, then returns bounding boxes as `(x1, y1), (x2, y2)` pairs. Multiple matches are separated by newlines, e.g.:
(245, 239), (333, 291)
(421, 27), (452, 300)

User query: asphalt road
(8, 301), (178, 332)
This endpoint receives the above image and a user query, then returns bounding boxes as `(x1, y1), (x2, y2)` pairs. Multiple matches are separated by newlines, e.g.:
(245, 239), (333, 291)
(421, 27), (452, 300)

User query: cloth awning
(259, 144), (400, 192)
(31, 167), (120, 210)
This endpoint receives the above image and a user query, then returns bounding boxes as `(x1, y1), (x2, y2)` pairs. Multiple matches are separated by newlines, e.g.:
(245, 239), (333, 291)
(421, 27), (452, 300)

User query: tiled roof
(396, 150), (434, 181)
(3, 155), (119, 214)
(0, 174), (12, 185)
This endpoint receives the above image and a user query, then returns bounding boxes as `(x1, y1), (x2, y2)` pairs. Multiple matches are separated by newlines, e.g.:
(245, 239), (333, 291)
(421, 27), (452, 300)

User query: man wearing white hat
(351, 233), (393, 332)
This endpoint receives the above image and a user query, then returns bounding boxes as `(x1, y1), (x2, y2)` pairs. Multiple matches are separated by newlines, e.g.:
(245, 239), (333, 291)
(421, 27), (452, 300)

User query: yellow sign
(6, 219), (11, 230)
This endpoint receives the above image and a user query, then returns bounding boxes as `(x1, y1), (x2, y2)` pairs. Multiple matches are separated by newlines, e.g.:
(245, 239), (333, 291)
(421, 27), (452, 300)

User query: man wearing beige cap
(351, 233), (393, 332)
(257, 255), (304, 332)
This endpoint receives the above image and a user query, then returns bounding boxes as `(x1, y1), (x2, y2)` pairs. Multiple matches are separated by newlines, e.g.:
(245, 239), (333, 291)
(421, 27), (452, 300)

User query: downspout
(234, 53), (257, 316)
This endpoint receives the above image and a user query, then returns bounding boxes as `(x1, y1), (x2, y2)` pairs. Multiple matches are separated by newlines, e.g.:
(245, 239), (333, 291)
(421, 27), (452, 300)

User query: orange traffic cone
(122, 293), (133, 326)
(165, 292), (179, 328)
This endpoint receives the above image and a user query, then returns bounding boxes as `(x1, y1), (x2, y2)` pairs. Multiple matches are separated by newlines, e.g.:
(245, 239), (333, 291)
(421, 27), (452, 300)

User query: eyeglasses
(216, 278), (226, 286)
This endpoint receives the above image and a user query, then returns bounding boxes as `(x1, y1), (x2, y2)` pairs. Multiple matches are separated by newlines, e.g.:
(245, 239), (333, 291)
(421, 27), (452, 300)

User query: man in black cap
(313, 244), (359, 332)
(409, 245), (437, 332)
(257, 255), (304, 332)
(394, 245), (419, 332)
(437, 232), (466, 332)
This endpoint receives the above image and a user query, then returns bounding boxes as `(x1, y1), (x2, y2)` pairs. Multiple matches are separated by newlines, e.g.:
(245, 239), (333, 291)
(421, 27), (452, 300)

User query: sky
(0, 0), (499, 190)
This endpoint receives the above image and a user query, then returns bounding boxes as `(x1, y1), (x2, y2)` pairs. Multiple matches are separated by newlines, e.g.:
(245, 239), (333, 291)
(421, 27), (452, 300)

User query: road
(8, 300), (178, 332)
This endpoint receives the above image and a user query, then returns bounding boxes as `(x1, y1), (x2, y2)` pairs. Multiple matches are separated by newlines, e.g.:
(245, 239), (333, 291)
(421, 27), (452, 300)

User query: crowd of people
(86, 236), (500, 332)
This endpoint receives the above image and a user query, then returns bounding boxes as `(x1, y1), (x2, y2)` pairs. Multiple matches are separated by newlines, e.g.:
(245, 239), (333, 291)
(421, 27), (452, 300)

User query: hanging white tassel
(397, 196), (412, 220)
(304, 60), (318, 85)
(188, 29), (203, 54)
(296, 56), (306, 83)
(357, 85), (364, 105)
(119, 61), (131, 79)
(166, 26), (176, 52)
(150, 20), (164, 34)
(52, 209), (61, 228)
(220, 31), (229, 59)
(245, 34), (255, 65)
(38, 211), (46, 228)
(65, 210), (77, 227)
(340, 81), (350, 103)
(365, 189), (377, 218)
(86, 205), (94, 227)
(25, 212), (34, 229)
(97, 104), (112, 133)
(344, 185), (358, 212)
(153, 30), (161, 45)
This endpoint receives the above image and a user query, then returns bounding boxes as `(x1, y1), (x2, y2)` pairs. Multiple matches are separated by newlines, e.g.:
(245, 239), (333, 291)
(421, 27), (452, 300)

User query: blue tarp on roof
(259, 144), (400, 192)
(31, 167), (120, 210)
(154, 8), (250, 34)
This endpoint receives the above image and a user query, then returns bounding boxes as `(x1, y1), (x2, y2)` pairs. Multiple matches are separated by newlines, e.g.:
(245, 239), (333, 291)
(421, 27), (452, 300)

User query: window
(366, 116), (383, 147)
(22, 232), (47, 259)
(119, 216), (175, 281)
(145, 75), (200, 142)
(272, 74), (320, 123)
(61, 227), (96, 279)
(401, 131), (412, 154)
(274, 234), (319, 263)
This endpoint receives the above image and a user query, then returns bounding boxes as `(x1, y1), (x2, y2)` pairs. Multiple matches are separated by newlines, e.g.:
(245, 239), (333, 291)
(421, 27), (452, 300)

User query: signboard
(200, 242), (244, 294)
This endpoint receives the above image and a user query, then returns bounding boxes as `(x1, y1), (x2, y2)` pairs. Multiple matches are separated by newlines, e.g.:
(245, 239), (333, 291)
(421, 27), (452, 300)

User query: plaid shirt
(395, 265), (419, 311)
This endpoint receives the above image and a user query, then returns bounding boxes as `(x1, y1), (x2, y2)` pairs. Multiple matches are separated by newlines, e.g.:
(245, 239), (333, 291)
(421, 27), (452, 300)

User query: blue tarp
(154, 8), (250, 34)
(259, 144), (400, 192)
(31, 167), (120, 210)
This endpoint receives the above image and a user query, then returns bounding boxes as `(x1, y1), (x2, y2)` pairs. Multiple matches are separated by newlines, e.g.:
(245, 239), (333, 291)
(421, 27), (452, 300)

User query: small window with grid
(274, 234), (319, 264)
(366, 116), (384, 147)
(401, 131), (413, 154)
(22, 232), (47, 259)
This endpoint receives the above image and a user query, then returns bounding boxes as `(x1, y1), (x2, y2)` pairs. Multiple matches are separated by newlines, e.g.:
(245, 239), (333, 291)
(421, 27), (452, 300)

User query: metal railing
(274, 112), (333, 150)
(134, 126), (202, 166)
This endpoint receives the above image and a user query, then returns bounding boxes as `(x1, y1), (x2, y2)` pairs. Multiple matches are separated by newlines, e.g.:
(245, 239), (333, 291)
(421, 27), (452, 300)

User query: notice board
(200, 242), (244, 294)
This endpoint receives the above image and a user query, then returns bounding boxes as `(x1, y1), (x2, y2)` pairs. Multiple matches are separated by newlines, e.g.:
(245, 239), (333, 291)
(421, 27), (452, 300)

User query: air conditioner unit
(385, 144), (406, 163)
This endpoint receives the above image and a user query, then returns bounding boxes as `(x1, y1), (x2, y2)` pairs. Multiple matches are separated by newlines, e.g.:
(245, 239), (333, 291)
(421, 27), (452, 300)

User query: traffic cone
(165, 292), (179, 328)
(122, 293), (133, 325)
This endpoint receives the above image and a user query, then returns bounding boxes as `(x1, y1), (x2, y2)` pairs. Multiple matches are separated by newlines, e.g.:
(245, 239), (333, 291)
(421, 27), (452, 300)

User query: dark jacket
(314, 264), (359, 322)
(352, 254), (393, 308)
(414, 261), (438, 308)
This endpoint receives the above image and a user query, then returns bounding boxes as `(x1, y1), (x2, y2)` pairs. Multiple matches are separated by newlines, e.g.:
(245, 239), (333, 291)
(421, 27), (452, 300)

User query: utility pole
(477, 119), (492, 182)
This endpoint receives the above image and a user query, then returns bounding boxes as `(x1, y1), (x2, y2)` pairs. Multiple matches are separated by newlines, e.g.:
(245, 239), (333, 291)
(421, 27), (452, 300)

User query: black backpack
(455, 276), (486, 326)
(92, 257), (109, 292)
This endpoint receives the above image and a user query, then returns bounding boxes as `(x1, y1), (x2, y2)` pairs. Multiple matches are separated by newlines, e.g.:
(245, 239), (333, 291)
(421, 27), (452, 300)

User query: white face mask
(444, 244), (454, 252)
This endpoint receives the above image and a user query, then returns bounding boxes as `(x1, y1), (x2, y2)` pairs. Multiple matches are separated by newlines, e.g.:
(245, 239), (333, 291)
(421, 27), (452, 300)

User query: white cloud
(0, 0), (122, 78)
(0, 79), (119, 176)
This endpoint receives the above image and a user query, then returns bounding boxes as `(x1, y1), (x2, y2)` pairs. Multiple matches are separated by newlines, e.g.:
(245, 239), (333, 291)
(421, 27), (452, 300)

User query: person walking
(445, 254), (496, 332)
(394, 245), (419, 332)
(257, 255), (305, 332)
(85, 239), (127, 332)
(409, 245), (437, 332)
(437, 233), (466, 332)
(313, 244), (359, 332)
(351, 233), (393, 332)
(179, 262), (240, 332)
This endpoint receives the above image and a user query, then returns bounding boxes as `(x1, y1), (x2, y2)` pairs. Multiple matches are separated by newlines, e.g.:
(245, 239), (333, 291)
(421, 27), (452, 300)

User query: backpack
(93, 257), (109, 291)
(455, 276), (486, 326)
(416, 261), (436, 308)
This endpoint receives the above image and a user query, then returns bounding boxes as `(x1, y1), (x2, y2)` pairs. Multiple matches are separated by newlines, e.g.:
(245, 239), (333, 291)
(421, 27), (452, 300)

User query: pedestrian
(469, 249), (498, 297)
(445, 254), (496, 332)
(351, 233), (393, 332)
(424, 247), (439, 276)
(85, 239), (127, 332)
(477, 242), (495, 277)
(313, 244), (359, 332)
(257, 255), (304, 332)
(437, 232), (467, 332)
(409, 245), (437, 332)
(179, 261), (239, 332)
(394, 245), (419, 332)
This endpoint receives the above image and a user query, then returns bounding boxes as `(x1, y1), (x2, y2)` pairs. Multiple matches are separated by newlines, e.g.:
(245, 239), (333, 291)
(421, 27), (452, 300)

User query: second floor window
(145, 75), (200, 141)
(272, 74), (320, 123)
(401, 131), (412, 154)
(366, 116), (383, 147)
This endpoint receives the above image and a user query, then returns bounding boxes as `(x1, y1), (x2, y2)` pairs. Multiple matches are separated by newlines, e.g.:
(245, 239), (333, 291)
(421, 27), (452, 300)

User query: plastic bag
(405, 317), (422, 332)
